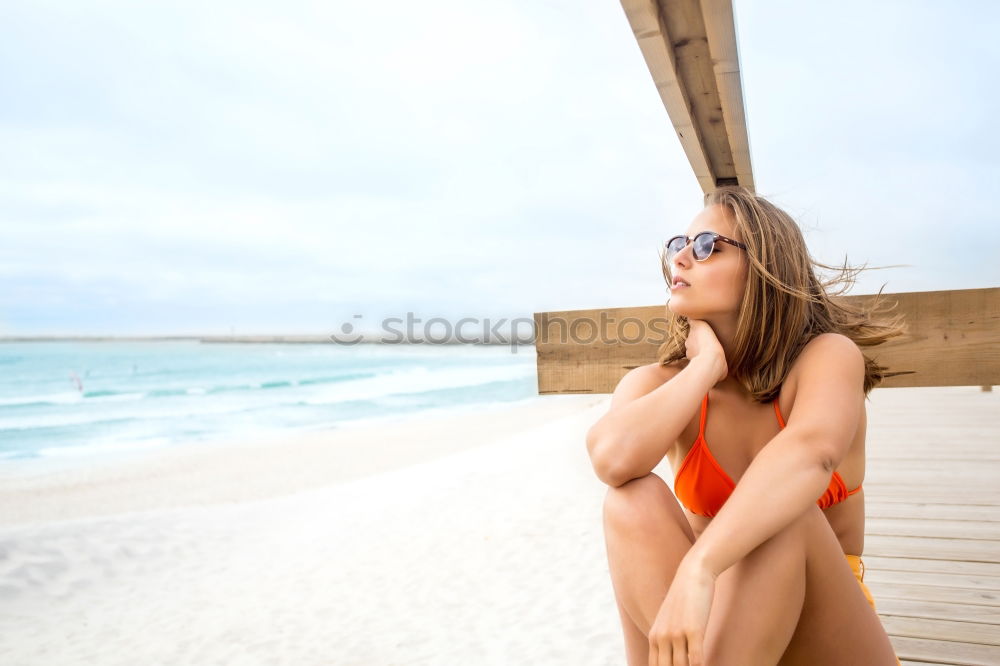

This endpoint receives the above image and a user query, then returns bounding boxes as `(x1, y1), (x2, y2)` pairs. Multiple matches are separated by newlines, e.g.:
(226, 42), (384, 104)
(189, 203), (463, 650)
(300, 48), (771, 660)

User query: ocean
(0, 341), (539, 471)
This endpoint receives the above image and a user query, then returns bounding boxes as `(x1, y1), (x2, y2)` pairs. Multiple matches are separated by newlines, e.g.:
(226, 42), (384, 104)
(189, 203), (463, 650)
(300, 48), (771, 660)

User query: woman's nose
(672, 244), (693, 270)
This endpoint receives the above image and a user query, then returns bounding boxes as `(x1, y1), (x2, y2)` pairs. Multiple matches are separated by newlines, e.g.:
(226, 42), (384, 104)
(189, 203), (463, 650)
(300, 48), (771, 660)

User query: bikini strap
(773, 399), (786, 428)
(698, 394), (709, 438)
(835, 471), (864, 496)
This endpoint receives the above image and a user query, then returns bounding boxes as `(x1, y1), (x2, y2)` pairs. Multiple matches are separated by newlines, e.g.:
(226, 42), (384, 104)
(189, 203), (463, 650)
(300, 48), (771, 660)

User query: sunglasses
(663, 231), (748, 262)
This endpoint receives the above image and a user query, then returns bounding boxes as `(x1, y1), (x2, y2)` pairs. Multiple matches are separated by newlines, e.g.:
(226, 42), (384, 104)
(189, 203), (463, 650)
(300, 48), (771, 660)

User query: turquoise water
(0, 341), (538, 470)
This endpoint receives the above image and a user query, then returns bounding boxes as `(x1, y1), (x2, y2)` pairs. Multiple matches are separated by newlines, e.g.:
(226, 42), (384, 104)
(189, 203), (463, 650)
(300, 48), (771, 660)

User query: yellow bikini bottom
(844, 554), (901, 666)
(845, 554), (877, 609)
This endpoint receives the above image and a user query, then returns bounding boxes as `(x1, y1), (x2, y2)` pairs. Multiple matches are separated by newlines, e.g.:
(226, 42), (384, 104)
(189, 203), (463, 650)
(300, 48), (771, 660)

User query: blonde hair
(657, 187), (908, 403)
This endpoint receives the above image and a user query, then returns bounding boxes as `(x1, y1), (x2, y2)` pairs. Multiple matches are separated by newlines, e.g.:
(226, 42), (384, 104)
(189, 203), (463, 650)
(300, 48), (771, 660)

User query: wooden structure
(534, 287), (1000, 394)
(531, 0), (1000, 661)
(619, 0), (754, 198)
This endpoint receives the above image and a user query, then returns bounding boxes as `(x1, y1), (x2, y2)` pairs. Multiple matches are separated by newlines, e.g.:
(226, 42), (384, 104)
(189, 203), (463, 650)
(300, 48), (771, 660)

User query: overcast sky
(1, 0), (997, 336)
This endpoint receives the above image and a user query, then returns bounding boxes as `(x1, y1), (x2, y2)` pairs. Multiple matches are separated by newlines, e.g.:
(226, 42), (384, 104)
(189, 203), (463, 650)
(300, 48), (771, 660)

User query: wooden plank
(865, 569), (1000, 592)
(864, 502), (1000, 522)
(864, 535), (1000, 563)
(864, 462), (1000, 477)
(867, 582), (1000, 606)
(534, 287), (1000, 394)
(863, 556), (1000, 578)
(882, 616), (1000, 646)
(866, 518), (1000, 540)
(864, 488), (999, 501)
(619, 0), (754, 195)
(870, 482), (1000, 493)
(877, 597), (1000, 623)
(866, 499), (1000, 510)
(699, 0), (753, 192)
(863, 469), (999, 485)
(890, 636), (1000, 665)
(868, 455), (1000, 462)
(854, 485), (1000, 500)
(871, 449), (1000, 456)
(864, 488), (1000, 497)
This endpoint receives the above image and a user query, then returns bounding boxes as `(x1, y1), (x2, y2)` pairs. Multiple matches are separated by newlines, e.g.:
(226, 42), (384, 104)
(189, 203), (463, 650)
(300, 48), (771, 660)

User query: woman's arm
(587, 354), (726, 487)
(685, 333), (866, 577)
(587, 320), (728, 487)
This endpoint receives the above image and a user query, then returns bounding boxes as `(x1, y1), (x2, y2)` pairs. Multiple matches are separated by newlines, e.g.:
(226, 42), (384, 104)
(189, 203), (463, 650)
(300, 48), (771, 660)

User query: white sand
(1, 385), (994, 665)
(0, 394), (628, 665)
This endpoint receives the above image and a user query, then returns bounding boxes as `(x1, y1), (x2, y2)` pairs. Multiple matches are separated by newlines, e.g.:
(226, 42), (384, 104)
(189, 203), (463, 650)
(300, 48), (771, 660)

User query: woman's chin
(667, 299), (692, 318)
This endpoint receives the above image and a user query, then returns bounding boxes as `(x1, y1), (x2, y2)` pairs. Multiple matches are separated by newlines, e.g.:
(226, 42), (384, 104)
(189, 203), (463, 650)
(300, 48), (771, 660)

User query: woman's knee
(603, 473), (692, 538)
(604, 473), (666, 518)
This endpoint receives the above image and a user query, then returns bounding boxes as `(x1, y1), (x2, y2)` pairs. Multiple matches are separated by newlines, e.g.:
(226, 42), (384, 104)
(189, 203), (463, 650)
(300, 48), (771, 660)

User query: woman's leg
(602, 473), (696, 665)
(603, 473), (897, 664)
(775, 509), (899, 665)
(604, 472), (804, 663)
(613, 594), (652, 666)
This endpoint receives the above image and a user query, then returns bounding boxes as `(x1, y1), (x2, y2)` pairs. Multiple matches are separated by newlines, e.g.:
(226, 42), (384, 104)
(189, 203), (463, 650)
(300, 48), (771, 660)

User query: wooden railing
(533, 287), (1000, 394)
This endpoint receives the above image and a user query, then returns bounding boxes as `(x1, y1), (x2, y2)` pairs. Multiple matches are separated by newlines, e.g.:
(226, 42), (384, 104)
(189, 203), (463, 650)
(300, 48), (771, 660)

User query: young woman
(586, 187), (907, 665)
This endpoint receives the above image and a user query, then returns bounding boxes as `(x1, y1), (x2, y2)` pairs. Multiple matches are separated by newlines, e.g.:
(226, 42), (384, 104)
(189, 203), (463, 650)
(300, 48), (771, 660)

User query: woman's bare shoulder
(781, 332), (865, 418)
(785, 333), (860, 385)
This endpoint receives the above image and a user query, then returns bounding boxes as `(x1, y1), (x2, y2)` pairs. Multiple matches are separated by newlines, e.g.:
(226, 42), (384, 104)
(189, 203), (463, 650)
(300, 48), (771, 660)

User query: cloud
(0, 0), (996, 334)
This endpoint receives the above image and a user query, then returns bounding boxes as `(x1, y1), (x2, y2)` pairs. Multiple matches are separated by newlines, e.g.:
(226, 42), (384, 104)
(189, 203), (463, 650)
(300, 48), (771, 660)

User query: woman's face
(666, 204), (749, 320)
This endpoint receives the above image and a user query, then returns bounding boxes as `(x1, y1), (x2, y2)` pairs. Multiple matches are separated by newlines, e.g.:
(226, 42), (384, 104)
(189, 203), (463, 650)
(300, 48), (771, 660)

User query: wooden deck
(857, 386), (999, 665)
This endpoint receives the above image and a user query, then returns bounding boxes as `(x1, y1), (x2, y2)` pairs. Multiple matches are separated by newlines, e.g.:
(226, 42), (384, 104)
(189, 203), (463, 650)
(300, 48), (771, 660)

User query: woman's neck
(704, 315), (739, 371)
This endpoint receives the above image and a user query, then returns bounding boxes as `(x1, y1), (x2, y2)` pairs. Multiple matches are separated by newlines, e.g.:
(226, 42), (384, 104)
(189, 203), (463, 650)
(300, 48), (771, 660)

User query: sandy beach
(0, 385), (996, 665)
(0, 394), (622, 665)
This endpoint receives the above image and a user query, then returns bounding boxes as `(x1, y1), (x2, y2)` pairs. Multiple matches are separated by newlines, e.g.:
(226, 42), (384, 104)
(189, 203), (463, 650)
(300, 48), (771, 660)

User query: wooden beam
(620, 0), (755, 196)
(533, 287), (1000, 394)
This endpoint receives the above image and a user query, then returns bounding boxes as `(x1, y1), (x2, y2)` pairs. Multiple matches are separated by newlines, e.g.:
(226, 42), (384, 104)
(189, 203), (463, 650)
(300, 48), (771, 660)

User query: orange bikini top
(674, 393), (862, 518)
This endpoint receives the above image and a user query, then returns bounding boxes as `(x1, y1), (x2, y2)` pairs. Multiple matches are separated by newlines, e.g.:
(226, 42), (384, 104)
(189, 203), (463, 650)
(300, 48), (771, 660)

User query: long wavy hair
(657, 187), (909, 403)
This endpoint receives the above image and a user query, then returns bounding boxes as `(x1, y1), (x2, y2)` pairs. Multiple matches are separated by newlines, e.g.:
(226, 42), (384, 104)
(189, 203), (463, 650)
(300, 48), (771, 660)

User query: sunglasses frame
(663, 231), (748, 262)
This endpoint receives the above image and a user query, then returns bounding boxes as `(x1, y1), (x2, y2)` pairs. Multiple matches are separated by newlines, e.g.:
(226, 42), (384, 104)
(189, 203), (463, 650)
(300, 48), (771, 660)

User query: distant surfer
(69, 371), (83, 394)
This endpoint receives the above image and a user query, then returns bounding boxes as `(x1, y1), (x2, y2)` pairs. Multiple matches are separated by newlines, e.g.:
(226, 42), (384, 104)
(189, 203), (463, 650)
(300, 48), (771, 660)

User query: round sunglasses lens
(665, 236), (686, 261)
(693, 233), (715, 260)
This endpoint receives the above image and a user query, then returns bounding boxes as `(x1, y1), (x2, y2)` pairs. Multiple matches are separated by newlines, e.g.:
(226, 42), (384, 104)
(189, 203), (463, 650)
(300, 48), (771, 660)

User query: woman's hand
(648, 555), (718, 666)
(685, 319), (728, 383)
